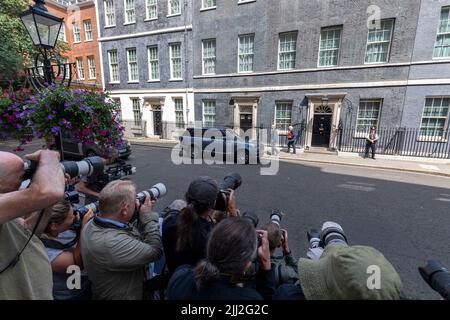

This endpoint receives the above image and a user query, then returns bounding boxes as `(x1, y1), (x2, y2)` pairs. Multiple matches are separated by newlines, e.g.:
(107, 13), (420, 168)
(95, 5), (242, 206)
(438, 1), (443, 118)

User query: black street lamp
(20, 0), (64, 85)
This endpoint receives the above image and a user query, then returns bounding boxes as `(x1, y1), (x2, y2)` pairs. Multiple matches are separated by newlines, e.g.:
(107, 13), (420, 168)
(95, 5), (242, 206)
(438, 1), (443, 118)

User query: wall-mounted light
(229, 98), (235, 105)
(322, 96), (329, 107)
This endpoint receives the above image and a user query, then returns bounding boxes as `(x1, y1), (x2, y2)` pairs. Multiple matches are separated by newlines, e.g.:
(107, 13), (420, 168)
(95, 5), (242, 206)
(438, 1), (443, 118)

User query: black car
(56, 130), (132, 160)
(179, 127), (262, 164)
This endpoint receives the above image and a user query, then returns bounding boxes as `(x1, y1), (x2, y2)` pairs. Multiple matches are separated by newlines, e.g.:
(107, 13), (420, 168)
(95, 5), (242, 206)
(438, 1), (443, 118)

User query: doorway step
(304, 147), (338, 155)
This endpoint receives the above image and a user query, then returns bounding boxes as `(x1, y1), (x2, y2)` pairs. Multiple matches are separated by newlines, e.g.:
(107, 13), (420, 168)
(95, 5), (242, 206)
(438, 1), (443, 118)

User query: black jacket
(162, 213), (215, 275)
(166, 265), (276, 300)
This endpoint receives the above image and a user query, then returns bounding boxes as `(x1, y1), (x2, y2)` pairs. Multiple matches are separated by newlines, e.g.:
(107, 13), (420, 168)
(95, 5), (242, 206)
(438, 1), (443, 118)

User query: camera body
(72, 201), (99, 230)
(214, 173), (242, 211)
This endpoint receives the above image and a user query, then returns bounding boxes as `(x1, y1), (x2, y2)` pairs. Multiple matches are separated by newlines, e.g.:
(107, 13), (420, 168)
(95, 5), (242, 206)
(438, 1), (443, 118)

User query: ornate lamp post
(20, 0), (73, 90)
(20, 0), (74, 158)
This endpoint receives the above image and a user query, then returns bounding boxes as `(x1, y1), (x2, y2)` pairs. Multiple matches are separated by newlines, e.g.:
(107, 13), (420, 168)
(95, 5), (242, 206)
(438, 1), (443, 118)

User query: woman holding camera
(39, 200), (94, 300)
(166, 217), (275, 300)
(162, 176), (239, 275)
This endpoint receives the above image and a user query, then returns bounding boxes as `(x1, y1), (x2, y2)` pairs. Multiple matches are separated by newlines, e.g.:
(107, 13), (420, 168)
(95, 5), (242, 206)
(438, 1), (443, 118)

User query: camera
(94, 159), (136, 185)
(72, 201), (99, 229)
(23, 156), (104, 180)
(64, 190), (80, 203)
(136, 183), (167, 204)
(419, 260), (450, 300)
(214, 173), (242, 211)
(270, 209), (283, 227)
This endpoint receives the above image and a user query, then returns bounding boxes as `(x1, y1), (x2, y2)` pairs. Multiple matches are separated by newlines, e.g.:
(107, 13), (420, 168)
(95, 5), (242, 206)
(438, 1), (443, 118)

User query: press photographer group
(0, 149), (448, 301)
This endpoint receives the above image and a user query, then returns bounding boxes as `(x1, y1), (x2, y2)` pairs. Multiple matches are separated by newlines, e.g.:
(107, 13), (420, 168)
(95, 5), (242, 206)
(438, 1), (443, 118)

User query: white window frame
(76, 57), (84, 80)
(170, 43), (182, 80)
(274, 102), (292, 132)
(132, 98), (142, 126)
(145, 0), (158, 20)
(355, 100), (382, 137)
(201, 0), (216, 10)
(318, 26), (342, 67)
(58, 23), (66, 42)
(364, 19), (394, 64)
(148, 45), (160, 81)
(238, 34), (255, 73)
(202, 100), (216, 128)
(278, 32), (297, 70)
(174, 98), (185, 128)
(127, 48), (139, 82)
(434, 7), (450, 59)
(73, 23), (81, 43)
(168, 0), (181, 16)
(112, 98), (122, 121)
(202, 39), (216, 75)
(84, 20), (93, 41)
(108, 50), (120, 83)
(87, 56), (96, 79)
(419, 97), (450, 140)
(124, 0), (136, 24)
(104, 0), (116, 27)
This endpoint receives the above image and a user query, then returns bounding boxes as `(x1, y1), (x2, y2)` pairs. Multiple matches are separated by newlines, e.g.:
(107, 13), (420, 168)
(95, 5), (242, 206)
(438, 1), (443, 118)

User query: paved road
(2, 141), (450, 299)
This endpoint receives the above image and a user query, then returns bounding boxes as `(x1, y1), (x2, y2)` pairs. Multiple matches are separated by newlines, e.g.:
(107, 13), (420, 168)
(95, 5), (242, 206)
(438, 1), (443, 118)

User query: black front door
(312, 115), (332, 146)
(153, 110), (162, 135)
(240, 114), (252, 132)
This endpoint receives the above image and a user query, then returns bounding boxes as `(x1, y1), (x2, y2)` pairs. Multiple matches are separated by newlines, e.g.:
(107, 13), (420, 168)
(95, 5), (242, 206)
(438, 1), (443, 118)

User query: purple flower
(47, 115), (54, 120)
(79, 105), (88, 111)
(51, 126), (61, 134)
(64, 102), (70, 108)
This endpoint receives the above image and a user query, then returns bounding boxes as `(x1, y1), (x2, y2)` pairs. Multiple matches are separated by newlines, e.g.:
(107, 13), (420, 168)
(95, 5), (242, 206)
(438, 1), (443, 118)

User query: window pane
(319, 27), (342, 66)
(278, 33), (297, 70)
(434, 8), (450, 58)
(420, 98), (449, 137)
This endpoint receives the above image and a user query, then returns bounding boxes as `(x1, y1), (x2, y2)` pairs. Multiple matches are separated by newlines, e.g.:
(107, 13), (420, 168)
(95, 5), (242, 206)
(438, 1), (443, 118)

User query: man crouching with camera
(80, 180), (163, 300)
(0, 150), (65, 299)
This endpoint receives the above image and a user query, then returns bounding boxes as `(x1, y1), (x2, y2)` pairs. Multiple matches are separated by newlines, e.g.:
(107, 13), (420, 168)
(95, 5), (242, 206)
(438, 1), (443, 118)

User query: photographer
(75, 156), (115, 204)
(0, 150), (65, 299)
(261, 223), (298, 287)
(39, 200), (93, 300)
(80, 180), (162, 300)
(162, 176), (239, 275)
(166, 218), (275, 300)
(274, 221), (403, 300)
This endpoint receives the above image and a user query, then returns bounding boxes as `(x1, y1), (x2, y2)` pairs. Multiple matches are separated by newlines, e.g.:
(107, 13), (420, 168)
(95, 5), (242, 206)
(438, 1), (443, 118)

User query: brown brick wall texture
(47, 1), (102, 88)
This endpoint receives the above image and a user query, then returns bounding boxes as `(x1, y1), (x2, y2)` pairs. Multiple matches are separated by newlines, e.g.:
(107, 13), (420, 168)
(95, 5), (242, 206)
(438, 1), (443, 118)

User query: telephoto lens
(270, 209), (283, 227)
(61, 156), (104, 178)
(215, 173), (243, 211)
(219, 173), (242, 191)
(419, 260), (450, 300)
(136, 183), (167, 204)
(23, 156), (104, 180)
(241, 211), (259, 228)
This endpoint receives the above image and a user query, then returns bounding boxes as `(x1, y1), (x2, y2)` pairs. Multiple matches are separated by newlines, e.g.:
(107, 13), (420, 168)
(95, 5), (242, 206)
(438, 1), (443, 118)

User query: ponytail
(176, 203), (198, 252)
(194, 260), (220, 289)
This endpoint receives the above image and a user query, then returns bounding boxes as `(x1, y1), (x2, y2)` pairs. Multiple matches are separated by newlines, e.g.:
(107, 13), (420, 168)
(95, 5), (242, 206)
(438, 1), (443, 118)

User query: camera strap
(40, 238), (78, 251)
(0, 209), (45, 275)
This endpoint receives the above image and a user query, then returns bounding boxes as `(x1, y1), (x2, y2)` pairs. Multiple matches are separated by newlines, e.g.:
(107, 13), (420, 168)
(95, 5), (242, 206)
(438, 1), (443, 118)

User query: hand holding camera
(80, 208), (95, 228)
(280, 229), (290, 255)
(256, 229), (271, 271)
(137, 194), (154, 217)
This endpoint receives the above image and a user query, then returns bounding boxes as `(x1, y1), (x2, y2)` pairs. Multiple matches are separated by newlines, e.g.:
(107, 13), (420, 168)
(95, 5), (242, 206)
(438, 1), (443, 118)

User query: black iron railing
(338, 127), (450, 159)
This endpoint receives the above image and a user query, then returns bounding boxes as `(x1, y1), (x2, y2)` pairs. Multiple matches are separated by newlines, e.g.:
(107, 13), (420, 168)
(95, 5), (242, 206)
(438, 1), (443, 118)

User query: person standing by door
(287, 126), (297, 154)
(364, 127), (379, 159)
(271, 124), (279, 156)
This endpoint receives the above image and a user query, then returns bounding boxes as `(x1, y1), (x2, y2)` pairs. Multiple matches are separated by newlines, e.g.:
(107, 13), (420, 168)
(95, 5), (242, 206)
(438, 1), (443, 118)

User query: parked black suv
(179, 127), (262, 164)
